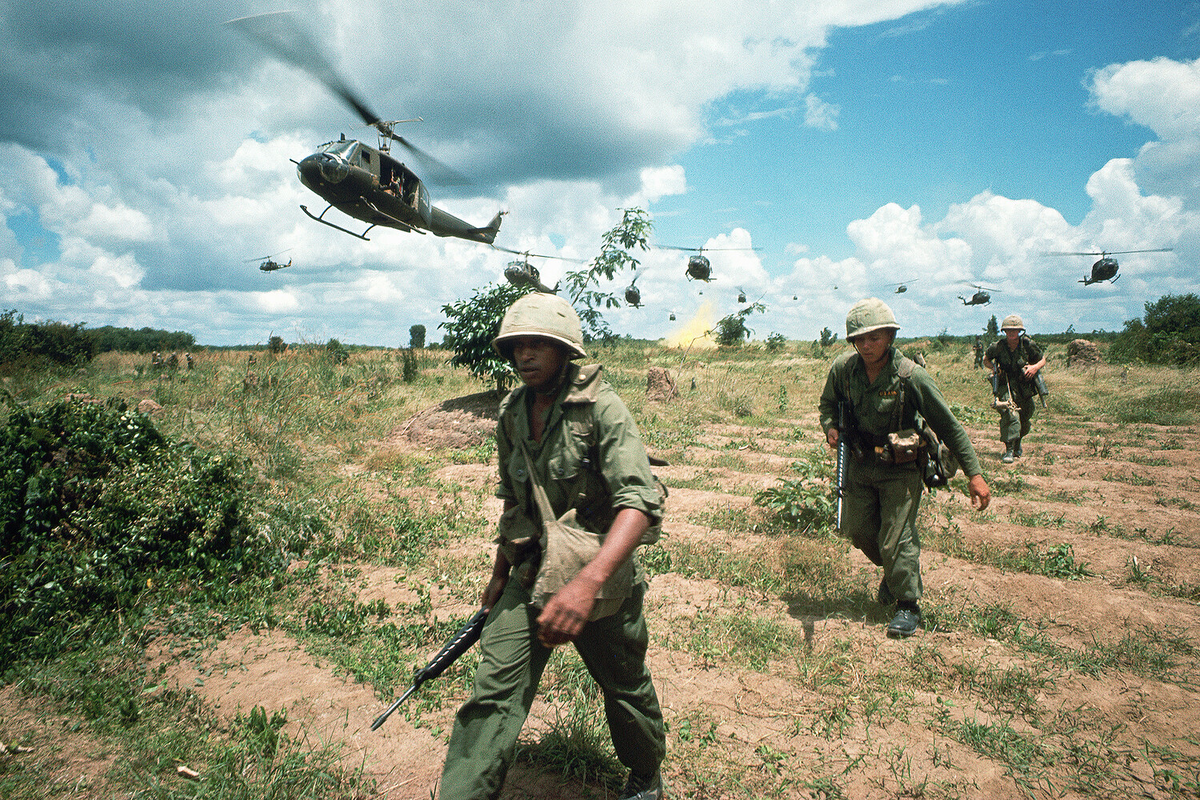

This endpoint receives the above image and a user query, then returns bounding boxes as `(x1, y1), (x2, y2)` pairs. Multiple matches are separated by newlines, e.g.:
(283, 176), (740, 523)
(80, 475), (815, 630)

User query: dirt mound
(388, 390), (501, 450)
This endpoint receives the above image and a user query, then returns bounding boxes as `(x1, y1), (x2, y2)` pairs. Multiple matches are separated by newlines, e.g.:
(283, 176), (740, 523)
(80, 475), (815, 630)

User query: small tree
(819, 327), (838, 347)
(765, 332), (787, 351)
(268, 335), (286, 355)
(440, 283), (530, 394)
(712, 302), (767, 347)
(986, 315), (999, 338)
(563, 208), (652, 342)
(325, 338), (349, 364)
(409, 324), (426, 349)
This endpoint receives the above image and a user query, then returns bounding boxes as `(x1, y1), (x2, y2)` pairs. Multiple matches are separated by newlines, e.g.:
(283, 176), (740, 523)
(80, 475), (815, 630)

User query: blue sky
(2, 0), (1199, 347)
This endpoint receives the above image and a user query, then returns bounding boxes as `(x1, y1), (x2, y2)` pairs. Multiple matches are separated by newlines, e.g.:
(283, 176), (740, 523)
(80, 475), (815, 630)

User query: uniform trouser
(841, 459), (924, 605)
(998, 390), (1036, 443)
(438, 579), (665, 800)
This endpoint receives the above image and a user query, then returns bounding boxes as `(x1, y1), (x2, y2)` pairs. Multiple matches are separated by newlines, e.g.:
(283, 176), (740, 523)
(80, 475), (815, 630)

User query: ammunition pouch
(917, 424), (959, 488)
(886, 429), (923, 465)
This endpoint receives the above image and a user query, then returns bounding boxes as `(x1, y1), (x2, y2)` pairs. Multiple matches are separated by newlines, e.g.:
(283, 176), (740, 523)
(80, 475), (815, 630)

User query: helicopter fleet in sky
(229, 12), (1176, 317)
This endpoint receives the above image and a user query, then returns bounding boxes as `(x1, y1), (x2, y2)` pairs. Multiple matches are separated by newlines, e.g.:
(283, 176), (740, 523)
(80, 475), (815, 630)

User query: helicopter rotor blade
(244, 248), (292, 263)
(491, 246), (586, 263)
(386, 131), (470, 186)
(225, 12), (383, 127)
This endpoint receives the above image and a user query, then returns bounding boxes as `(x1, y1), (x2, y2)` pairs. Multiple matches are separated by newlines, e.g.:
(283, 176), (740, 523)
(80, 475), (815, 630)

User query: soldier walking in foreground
(438, 293), (666, 800)
(819, 299), (991, 638)
(983, 314), (1047, 464)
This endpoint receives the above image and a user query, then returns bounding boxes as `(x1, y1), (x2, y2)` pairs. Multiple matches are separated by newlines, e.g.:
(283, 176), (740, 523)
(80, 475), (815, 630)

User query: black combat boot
(887, 602), (921, 638)
(1014, 438), (1023, 458)
(1001, 441), (1015, 464)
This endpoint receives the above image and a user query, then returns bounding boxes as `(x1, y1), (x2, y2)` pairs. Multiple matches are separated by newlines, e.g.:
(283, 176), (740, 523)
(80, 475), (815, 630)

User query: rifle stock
(370, 608), (488, 731)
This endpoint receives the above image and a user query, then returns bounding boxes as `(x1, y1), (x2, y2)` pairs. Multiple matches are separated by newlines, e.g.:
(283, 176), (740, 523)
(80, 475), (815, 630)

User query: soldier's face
(851, 329), (894, 368)
(1005, 329), (1021, 346)
(511, 336), (567, 393)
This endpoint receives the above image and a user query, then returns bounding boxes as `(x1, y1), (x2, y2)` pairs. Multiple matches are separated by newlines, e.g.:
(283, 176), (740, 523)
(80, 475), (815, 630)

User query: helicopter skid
(301, 204), (375, 240)
(362, 199), (424, 234)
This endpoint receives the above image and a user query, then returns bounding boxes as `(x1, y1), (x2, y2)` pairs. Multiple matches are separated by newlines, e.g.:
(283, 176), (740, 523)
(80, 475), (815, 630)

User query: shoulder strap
(893, 356), (918, 431)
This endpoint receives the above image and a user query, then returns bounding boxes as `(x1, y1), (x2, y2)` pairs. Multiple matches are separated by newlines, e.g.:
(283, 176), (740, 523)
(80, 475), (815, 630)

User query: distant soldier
(983, 315), (1046, 463)
(166, 352), (180, 372)
(184, 352), (194, 370)
(973, 336), (984, 368)
(151, 351), (162, 370)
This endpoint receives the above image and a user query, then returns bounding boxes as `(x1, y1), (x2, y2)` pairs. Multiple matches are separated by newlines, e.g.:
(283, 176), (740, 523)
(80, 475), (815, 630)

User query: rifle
(370, 608), (489, 731)
(835, 400), (851, 531)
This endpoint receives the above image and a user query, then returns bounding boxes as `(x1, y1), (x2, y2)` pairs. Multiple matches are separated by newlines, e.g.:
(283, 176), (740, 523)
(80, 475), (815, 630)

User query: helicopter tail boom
(466, 211), (505, 245)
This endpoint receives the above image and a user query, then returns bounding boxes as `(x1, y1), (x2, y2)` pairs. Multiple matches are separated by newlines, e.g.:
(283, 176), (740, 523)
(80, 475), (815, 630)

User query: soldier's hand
(968, 474), (991, 511)
(826, 428), (839, 449)
(535, 578), (596, 647)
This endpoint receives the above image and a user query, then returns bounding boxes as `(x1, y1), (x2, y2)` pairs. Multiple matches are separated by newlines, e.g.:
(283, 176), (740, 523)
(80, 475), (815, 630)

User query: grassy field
(1, 337), (1198, 799)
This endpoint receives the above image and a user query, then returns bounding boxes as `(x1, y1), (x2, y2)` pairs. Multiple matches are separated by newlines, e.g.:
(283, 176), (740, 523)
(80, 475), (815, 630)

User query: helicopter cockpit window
(318, 140), (358, 160)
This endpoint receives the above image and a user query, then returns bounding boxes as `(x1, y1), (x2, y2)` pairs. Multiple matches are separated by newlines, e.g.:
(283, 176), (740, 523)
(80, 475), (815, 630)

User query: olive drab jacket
(494, 362), (663, 578)
(819, 348), (983, 478)
(986, 335), (1044, 403)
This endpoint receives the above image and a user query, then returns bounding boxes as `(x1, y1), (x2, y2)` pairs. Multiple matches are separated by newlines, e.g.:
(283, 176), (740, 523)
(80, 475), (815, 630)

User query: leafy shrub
(753, 451), (835, 535)
(1109, 293), (1200, 366)
(0, 398), (274, 669)
(0, 309), (97, 370)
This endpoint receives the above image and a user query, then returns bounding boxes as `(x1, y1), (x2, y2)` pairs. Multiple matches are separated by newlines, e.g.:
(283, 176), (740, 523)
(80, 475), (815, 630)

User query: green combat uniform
(986, 335), (1043, 444)
(819, 349), (983, 606)
(438, 362), (665, 800)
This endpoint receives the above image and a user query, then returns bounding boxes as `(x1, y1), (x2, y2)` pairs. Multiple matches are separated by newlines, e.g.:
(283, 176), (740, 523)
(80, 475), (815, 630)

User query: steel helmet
(1001, 314), (1025, 331)
(492, 293), (587, 360)
(845, 298), (900, 340)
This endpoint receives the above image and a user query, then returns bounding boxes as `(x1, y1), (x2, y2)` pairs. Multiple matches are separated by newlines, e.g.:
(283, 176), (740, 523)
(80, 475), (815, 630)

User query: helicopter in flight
(890, 279), (917, 294)
(658, 245), (758, 282)
(225, 12), (503, 245)
(1045, 248), (1173, 285)
(495, 248), (580, 294)
(958, 284), (998, 306)
(249, 250), (292, 272)
(624, 272), (644, 308)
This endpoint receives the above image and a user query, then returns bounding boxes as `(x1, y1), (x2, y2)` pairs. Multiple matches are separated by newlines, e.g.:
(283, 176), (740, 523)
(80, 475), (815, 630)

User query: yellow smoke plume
(665, 301), (717, 350)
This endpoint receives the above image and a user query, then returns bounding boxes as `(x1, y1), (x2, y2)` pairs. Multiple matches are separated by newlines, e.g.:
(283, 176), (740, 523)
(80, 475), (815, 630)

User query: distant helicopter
(1045, 248), (1173, 285)
(495, 248), (580, 294)
(624, 272), (644, 307)
(668, 310), (677, 321)
(249, 250), (292, 272)
(658, 245), (758, 282)
(890, 279), (917, 294)
(737, 287), (747, 303)
(225, 12), (504, 245)
(958, 284), (999, 306)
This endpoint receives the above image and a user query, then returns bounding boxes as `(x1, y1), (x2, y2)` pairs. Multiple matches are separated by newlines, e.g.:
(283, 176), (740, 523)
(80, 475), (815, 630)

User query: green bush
(0, 398), (275, 669)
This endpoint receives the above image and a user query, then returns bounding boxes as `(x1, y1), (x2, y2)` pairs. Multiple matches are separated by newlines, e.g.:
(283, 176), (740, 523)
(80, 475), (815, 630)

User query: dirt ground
(17, 386), (1199, 799)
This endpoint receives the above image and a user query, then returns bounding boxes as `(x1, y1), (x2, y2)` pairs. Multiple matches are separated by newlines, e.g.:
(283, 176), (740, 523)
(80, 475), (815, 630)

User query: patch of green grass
(934, 713), (1057, 796)
(1008, 510), (1068, 528)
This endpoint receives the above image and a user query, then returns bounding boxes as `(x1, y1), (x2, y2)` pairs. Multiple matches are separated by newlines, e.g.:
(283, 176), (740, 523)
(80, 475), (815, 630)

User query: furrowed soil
(10, 349), (1200, 799)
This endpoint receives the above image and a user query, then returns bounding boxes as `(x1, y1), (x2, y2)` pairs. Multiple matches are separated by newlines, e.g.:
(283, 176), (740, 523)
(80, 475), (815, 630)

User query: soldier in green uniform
(973, 335), (984, 368)
(819, 299), (991, 638)
(983, 314), (1046, 464)
(438, 293), (666, 800)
